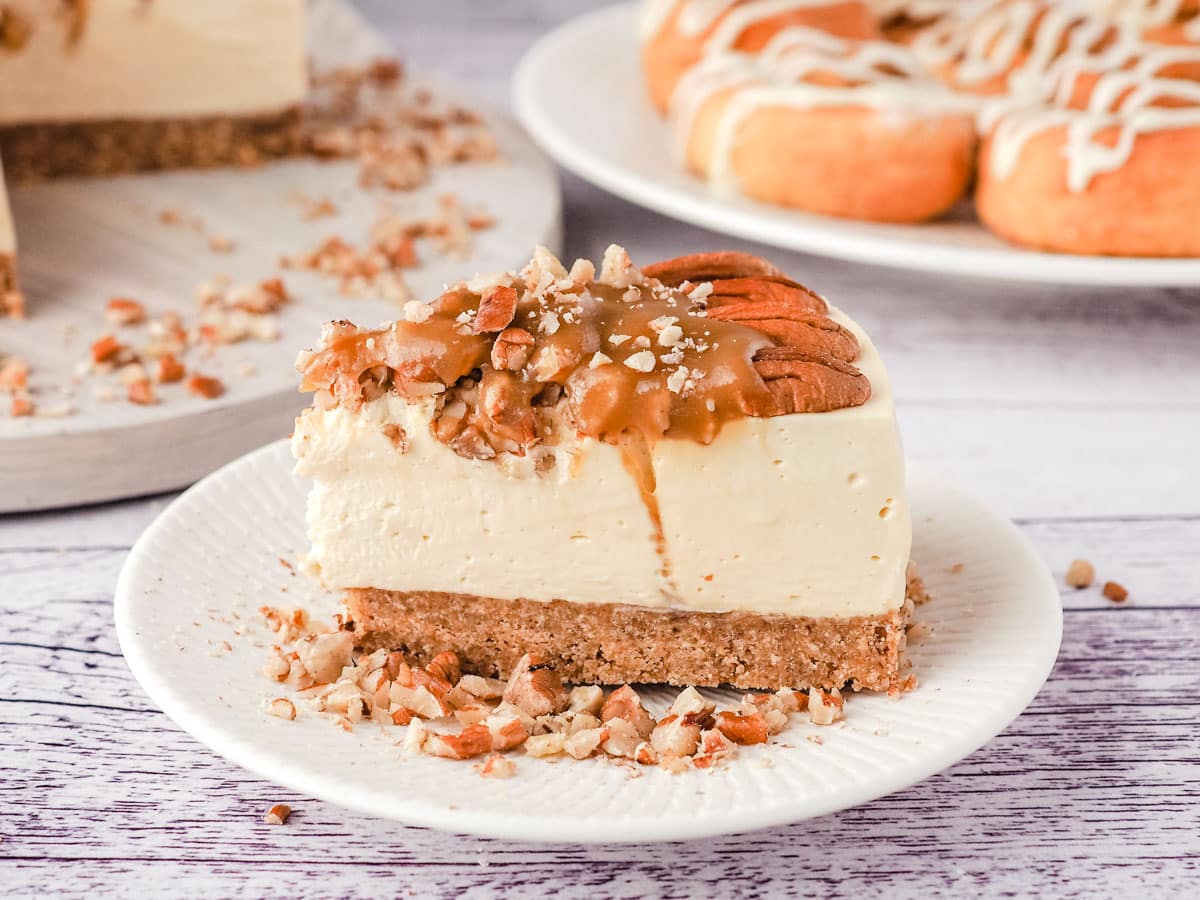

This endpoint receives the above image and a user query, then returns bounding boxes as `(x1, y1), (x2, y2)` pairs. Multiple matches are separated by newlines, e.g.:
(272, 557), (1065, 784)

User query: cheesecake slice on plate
(293, 246), (917, 692)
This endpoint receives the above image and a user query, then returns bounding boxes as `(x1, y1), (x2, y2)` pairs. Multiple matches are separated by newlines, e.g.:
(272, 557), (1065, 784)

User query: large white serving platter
(513, 3), (1200, 288)
(115, 440), (1062, 844)
(0, 0), (561, 513)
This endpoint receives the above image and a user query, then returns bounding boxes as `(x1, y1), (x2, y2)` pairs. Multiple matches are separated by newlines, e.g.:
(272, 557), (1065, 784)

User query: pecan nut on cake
(293, 246), (918, 692)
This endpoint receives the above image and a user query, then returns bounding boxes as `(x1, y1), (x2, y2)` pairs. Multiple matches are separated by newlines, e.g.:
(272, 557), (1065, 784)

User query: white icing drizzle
(912, 0), (1123, 93)
(983, 42), (1200, 190)
(667, 25), (976, 187)
(646, 0), (1200, 197)
(869, 0), (982, 22)
(1086, 0), (1200, 38)
(638, 0), (865, 44)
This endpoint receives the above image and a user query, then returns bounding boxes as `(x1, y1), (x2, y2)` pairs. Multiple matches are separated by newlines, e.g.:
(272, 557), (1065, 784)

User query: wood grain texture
(3, 1), (1199, 896)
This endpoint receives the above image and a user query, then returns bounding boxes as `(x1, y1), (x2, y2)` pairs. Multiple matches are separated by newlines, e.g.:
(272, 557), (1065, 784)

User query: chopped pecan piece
(1066, 559), (1095, 589)
(568, 685), (605, 716)
(186, 374), (226, 400)
(650, 714), (701, 758)
(127, 378), (156, 406)
(563, 727), (605, 760)
(714, 711), (769, 745)
(263, 804), (291, 826)
(668, 686), (716, 721)
(425, 724), (494, 760)
(474, 285), (519, 333)
(486, 712), (531, 751)
(91, 335), (123, 364)
(425, 651), (462, 685)
(479, 369), (538, 445)
(1103, 581), (1129, 603)
(154, 354), (186, 384)
(295, 630), (354, 684)
(525, 732), (566, 757)
(502, 653), (566, 718)
(600, 685), (656, 739)
(600, 717), (642, 759)
(490, 327), (534, 371)
(266, 698), (297, 721)
(105, 297), (147, 326)
(808, 688), (845, 726)
(479, 753), (517, 779)
(390, 683), (451, 720)
(458, 674), (506, 701)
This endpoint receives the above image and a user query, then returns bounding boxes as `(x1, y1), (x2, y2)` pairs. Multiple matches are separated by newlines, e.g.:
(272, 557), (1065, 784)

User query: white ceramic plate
(0, 0), (561, 513)
(115, 440), (1062, 844)
(512, 3), (1200, 288)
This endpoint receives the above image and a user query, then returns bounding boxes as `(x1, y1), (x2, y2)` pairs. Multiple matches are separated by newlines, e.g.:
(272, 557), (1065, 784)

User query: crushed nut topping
(297, 247), (869, 458)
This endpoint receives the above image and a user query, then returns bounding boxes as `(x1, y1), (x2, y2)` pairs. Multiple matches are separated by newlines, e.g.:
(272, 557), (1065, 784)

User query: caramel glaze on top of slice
(297, 246), (870, 459)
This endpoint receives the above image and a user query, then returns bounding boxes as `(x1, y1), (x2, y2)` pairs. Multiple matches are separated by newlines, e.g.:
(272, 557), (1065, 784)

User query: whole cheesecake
(293, 246), (918, 692)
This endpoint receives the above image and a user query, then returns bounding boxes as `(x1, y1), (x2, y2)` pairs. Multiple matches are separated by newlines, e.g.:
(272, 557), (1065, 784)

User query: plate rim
(115, 439), (1063, 844)
(511, 2), (1200, 288)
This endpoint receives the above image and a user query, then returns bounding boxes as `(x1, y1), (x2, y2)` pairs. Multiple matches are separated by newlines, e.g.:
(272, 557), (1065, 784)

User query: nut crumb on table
(1102, 581), (1129, 603)
(263, 803), (291, 826)
(1066, 559), (1095, 589)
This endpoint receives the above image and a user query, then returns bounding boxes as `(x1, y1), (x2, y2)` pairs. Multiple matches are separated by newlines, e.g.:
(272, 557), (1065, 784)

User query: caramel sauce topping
(298, 247), (870, 458)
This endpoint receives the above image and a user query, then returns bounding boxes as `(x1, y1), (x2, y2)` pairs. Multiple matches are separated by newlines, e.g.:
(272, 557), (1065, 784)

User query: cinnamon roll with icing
(976, 42), (1200, 255)
(669, 26), (978, 222)
(640, 0), (881, 112)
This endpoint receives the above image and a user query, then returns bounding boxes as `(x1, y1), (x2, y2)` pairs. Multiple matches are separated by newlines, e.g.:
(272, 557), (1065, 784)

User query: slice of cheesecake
(293, 246), (916, 692)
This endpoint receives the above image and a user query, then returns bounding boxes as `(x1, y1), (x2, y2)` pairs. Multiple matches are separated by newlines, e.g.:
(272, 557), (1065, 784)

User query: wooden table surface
(3, 3), (1199, 897)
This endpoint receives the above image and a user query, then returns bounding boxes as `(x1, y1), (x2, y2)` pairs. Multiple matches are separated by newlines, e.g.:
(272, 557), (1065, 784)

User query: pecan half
(643, 251), (784, 284)
(754, 348), (871, 414)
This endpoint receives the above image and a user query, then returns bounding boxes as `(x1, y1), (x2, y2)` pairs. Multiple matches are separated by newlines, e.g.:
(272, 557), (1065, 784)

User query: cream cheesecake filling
(0, 0), (307, 124)
(293, 307), (911, 619)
